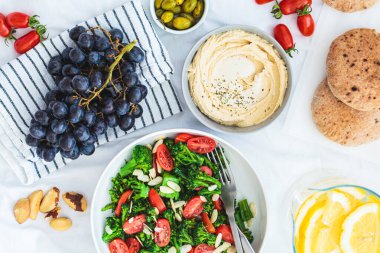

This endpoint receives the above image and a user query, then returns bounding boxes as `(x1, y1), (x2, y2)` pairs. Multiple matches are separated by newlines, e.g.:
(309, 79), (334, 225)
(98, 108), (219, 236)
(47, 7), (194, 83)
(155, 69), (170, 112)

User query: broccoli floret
(129, 179), (149, 200)
(171, 142), (204, 166)
(159, 172), (180, 199)
(163, 138), (175, 151)
(193, 222), (217, 246)
(120, 145), (152, 176)
(102, 216), (123, 243)
(186, 169), (222, 192)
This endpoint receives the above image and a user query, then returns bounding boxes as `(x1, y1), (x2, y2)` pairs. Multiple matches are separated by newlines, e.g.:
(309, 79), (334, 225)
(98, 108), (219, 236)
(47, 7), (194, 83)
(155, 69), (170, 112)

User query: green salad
(102, 133), (254, 253)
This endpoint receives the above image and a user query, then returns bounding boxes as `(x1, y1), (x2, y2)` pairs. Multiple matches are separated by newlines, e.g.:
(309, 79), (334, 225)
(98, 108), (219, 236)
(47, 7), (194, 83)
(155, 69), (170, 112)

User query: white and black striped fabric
(0, 0), (182, 185)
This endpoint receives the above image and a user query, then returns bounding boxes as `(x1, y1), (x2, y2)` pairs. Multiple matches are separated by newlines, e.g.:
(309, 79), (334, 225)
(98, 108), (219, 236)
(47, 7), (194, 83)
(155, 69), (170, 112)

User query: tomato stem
(28, 15), (41, 29)
(297, 4), (312, 16)
(271, 1), (283, 19)
(285, 45), (299, 58)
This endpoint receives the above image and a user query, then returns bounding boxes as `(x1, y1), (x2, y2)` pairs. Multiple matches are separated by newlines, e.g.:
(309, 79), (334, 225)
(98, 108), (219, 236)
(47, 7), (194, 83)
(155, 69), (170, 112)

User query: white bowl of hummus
(182, 25), (292, 133)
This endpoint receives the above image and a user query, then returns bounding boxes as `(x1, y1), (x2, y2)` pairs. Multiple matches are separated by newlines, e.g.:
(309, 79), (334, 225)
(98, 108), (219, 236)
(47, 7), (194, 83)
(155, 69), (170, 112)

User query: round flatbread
(326, 28), (380, 111)
(312, 79), (380, 146)
(324, 0), (378, 12)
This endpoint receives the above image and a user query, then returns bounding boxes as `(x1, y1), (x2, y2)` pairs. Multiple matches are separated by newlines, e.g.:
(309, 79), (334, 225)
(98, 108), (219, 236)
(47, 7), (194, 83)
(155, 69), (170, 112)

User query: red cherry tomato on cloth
(187, 136), (216, 154)
(148, 188), (166, 213)
(156, 144), (174, 171)
(123, 214), (146, 235)
(201, 212), (216, 233)
(154, 218), (171, 247)
(5, 12), (41, 29)
(125, 238), (140, 253)
(115, 190), (133, 217)
(255, 0), (273, 4)
(0, 13), (15, 41)
(272, 0), (312, 18)
(14, 26), (47, 54)
(109, 238), (130, 253)
(183, 196), (205, 219)
(297, 5), (315, 36)
(215, 224), (235, 244)
(274, 24), (298, 57)
(175, 133), (196, 144)
(194, 244), (215, 253)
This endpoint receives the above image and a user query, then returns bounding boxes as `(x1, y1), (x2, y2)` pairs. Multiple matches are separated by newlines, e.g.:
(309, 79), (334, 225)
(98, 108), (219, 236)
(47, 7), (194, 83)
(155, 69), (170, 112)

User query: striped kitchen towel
(0, 0), (182, 185)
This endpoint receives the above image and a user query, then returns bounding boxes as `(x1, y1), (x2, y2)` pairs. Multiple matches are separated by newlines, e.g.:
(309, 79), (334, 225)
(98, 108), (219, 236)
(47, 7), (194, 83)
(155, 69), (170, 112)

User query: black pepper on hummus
(188, 29), (288, 127)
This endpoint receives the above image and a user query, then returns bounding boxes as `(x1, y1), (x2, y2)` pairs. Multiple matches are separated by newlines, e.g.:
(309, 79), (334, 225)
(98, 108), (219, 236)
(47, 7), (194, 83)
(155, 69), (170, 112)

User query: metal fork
(207, 145), (246, 253)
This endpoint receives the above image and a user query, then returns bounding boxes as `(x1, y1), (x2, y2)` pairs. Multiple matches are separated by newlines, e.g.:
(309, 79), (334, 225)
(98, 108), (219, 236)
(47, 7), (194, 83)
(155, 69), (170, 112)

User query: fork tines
(207, 145), (233, 184)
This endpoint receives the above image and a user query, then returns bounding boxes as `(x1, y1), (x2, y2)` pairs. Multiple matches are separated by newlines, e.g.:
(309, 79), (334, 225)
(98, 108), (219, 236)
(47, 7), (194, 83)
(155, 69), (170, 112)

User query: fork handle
(227, 214), (244, 253)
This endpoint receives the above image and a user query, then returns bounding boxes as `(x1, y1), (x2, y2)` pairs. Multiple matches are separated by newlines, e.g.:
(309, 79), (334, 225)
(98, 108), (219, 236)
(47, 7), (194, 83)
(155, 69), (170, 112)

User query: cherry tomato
(255, 0), (273, 4)
(189, 247), (194, 253)
(183, 196), (205, 219)
(123, 214), (146, 235)
(297, 5), (315, 37)
(148, 188), (166, 213)
(200, 166), (213, 176)
(194, 244), (215, 253)
(154, 218), (171, 247)
(201, 212), (216, 233)
(273, 24), (298, 57)
(14, 28), (46, 54)
(115, 190), (133, 217)
(125, 238), (140, 253)
(187, 137), (216, 154)
(213, 198), (223, 211)
(175, 133), (196, 144)
(156, 144), (174, 171)
(5, 12), (40, 29)
(215, 224), (235, 244)
(272, 0), (312, 18)
(0, 13), (13, 38)
(109, 238), (130, 253)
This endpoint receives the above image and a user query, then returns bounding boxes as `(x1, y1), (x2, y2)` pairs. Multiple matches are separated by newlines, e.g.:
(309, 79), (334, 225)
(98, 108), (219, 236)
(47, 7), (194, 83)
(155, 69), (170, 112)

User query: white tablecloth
(1, 0), (379, 252)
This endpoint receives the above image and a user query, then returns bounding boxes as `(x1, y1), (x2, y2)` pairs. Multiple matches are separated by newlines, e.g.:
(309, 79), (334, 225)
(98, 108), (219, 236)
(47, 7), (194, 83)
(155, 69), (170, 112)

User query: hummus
(188, 29), (288, 127)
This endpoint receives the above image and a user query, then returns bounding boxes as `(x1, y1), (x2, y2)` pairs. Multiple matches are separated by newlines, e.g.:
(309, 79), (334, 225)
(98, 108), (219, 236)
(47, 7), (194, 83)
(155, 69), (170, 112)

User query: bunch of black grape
(26, 25), (147, 162)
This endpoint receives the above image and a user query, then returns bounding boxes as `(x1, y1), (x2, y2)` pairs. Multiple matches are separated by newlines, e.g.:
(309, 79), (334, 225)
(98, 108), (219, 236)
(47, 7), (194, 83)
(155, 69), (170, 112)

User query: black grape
(69, 48), (86, 64)
(62, 47), (73, 62)
(115, 99), (130, 116)
(29, 124), (46, 139)
(77, 33), (94, 50)
(74, 124), (90, 142)
(47, 57), (63, 76)
(69, 26), (86, 41)
(72, 75), (90, 92)
(59, 132), (76, 151)
(80, 144), (95, 156)
(89, 70), (103, 89)
(25, 134), (39, 147)
(119, 115), (135, 131)
(122, 72), (139, 88)
(51, 119), (68, 134)
(83, 110), (96, 127)
(62, 64), (80, 76)
(131, 104), (143, 118)
(92, 119), (107, 135)
(127, 46), (145, 63)
(58, 77), (74, 94)
(51, 101), (68, 119)
(69, 104), (84, 124)
(94, 36), (110, 51)
(109, 28), (123, 42)
(105, 114), (118, 128)
(34, 110), (50, 126)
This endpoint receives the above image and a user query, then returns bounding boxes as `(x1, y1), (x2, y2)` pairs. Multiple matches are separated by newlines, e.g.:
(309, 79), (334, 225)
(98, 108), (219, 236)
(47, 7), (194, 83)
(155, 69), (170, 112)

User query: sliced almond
(200, 196), (207, 203)
(62, 192), (87, 212)
(148, 176), (163, 186)
(138, 174), (150, 182)
(156, 160), (163, 174)
(145, 144), (152, 150)
(175, 212), (182, 222)
(14, 198), (30, 224)
(132, 169), (144, 177)
(249, 203), (256, 217)
(212, 194), (220, 202)
(246, 218), (254, 228)
(168, 246), (177, 253)
(173, 201), (186, 209)
(28, 190), (43, 220)
(214, 242), (231, 253)
(227, 246), (237, 253)
(152, 139), (164, 153)
(160, 186), (174, 194)
(208, 184), (217, 191)
(211, 209), (218, 223)
(40, 187), (60, 213)
(149, 168), (157, 179)
(50, 217), (72, 231)
(180, 244), (192, 253)
(215, 233), (223, 248)
(167, 181), (181, 192)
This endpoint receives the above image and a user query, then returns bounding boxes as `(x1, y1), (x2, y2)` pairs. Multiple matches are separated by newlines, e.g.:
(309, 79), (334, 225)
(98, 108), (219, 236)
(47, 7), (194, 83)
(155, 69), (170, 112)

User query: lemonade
(293, 185), (380, 253)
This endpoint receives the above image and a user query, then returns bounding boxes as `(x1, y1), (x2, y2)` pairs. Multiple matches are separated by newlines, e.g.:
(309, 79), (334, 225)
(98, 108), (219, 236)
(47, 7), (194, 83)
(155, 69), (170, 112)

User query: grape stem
(79, 40), (137, 107)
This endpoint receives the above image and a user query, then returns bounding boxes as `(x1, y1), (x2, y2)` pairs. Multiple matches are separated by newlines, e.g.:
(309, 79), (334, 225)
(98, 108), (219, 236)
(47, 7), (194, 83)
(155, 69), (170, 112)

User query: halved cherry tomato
(272, 0), (312, 18)
(0, 13), (13, 38)
(274, 24), (297, 57)
(109, 238), (130, 253)
(123, 214), (146, 235)
(297, 5), (315, 37)
(215, 224), (235, 244)
(175, 133), (196, 144)
(14, 27), (46, 54)
(200, 166), (213, 176)
(194, 244), (215, 253)
(156, 144), (174, 171)
(148, 188), (166, 213)
(188, 247), (194, 253)
(255, 0), (273, 4)
(187, 137), (216, 154)
(125, 238), (140, 253)
(6, 12), (40, 29)
(183, 196), (205, 219)
(115, 190), (133, 217)
(154, 218), (171, 247)
(201, 212), (216, 233)
(213, 198), (223, 211)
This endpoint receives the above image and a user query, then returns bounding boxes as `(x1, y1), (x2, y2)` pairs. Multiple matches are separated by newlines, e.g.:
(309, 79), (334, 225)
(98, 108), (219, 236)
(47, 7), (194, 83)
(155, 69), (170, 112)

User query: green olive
(155, 9), (164, 18)
(193, 0), (204, 19)
(176, 0), (185, 5)
(161, 0), (177, 10)
(182, 0), (197, 13)
(166, 20), (174, 29)
(173, 16), (192, 30)
(179, 13), (195, 24)
(161, 11), (174, 23)
(171, 5), (182, 14)
(155, 0), (164, 9)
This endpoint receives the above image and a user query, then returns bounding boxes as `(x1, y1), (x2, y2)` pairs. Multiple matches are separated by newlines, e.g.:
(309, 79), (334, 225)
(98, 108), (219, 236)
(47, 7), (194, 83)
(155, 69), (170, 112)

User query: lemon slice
(340, 203), (380, 253)
(303, 208), (324, 253)
(314, 227), (343, 253)
(295, 192), (326, 232)
(322, 190), (352, 226)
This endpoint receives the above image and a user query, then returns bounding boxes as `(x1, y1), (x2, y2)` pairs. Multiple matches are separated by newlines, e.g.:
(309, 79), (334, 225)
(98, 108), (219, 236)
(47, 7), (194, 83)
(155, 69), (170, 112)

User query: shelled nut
(14, 198), (30, 224)
(40, 187), (60, 213)
(62, 192), (87, 212)
(28, 190), (43, 220)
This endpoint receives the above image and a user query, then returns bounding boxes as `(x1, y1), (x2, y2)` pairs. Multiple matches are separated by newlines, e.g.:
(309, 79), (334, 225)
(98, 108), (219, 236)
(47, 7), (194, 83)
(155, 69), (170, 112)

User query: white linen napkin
(0, 0), (182, 184)
(284, 4), (380, 165)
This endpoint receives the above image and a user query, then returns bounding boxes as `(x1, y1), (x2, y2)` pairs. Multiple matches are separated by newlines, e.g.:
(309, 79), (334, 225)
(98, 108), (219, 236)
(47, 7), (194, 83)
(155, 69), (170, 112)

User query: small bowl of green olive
(150, 0), (209, 34)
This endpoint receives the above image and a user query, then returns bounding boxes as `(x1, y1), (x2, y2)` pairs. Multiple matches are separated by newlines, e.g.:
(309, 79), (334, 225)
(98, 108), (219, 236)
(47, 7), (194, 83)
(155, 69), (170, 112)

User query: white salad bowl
(91, 128), (268, 252)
